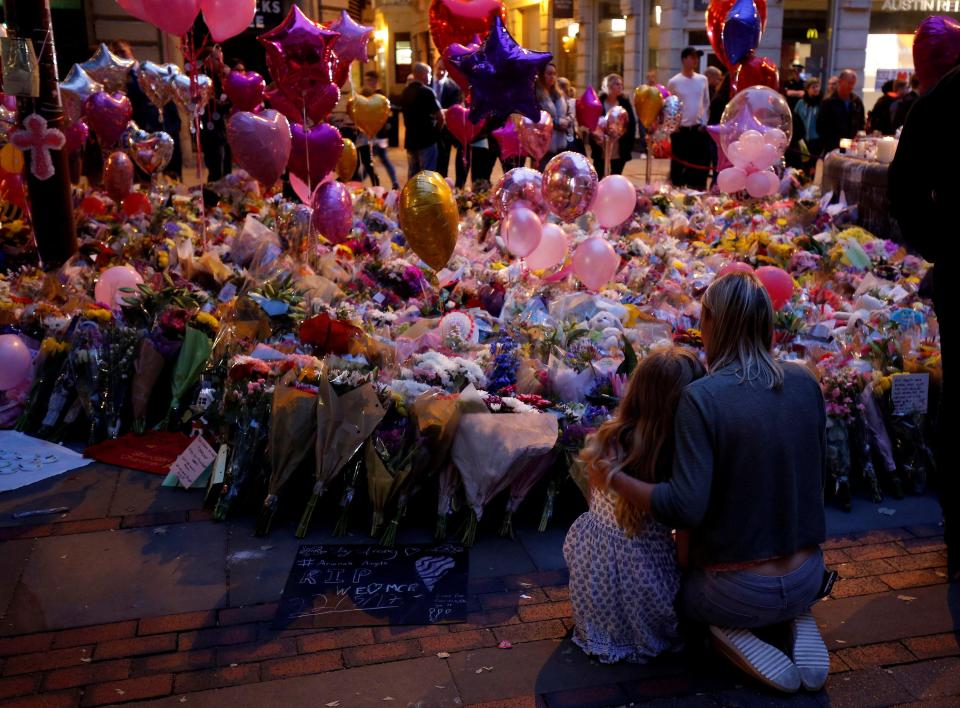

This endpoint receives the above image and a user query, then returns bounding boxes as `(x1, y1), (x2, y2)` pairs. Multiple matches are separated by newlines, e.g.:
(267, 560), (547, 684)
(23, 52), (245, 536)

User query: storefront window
(782, 0), (829, 85)
(596, 1), (625, 85)
(554, 19), (577, 87)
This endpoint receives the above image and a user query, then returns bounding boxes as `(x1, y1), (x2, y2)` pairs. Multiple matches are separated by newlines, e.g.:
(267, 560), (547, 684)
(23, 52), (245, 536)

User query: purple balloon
(224, 70), (266, 113)
(227, 109), (292, 188)
(914, 16), (960, 93)
(446, 16), (552, 124)
(722, 0), (762, 67)
(83, 91), (133, 147)
(311, 180), (353, 244)
(288, 122), (344, 184)
(64, 120), (89, 153)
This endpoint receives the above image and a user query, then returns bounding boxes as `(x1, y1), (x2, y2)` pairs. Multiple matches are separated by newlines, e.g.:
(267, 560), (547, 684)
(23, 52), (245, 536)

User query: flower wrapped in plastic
(165, 325), (212, 429)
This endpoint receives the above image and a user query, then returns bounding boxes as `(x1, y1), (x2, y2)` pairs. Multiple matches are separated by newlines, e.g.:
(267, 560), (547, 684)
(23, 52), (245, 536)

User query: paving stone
(815, 584), (956, 649)
(0, 464), (117, 528)
(470, 536), (538, 579)
(887, 657), (960, 700)
(0, 539), (33, 620)
(1, 523), (227, 636)
(902, 632), (960, 660)
(826, 667), (916, 707)
(516, 528), (568, 572)
(542, 683), (629, 708)
(133, 655), (460, 707)
(836, 641), (915, 669)
(108, 471), (204, 517)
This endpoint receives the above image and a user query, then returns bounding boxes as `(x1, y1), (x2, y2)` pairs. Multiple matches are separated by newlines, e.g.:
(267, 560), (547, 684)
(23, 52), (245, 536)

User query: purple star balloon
(447, 16), (551, 124)
(259, 5), (340, 99)
(328, 10), (374, 65)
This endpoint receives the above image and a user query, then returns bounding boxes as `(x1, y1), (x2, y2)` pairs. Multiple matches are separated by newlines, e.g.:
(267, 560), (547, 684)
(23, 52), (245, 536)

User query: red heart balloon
(442, 36), (481, 96)
(707, 0), (767, 70)
(224, 70), (266, 113)
(444, 104), (485, 148)
(287, 122), (343, 184)
(732, 54), (779, 94)
(428, 0), (506, 53)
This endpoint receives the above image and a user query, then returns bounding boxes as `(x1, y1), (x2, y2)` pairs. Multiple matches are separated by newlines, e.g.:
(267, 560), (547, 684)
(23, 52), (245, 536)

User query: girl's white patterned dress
(563, 488), (683, 663)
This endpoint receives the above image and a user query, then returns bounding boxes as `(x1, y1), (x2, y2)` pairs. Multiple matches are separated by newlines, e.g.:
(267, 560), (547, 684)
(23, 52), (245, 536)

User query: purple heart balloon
(64, 120), (90, 153)
(311, 180), (353, 244)
(226, 109), (292, 188)
(224, 70), (266, 113)
(288, 122), (344, 184)
(83, 91), (133, 147)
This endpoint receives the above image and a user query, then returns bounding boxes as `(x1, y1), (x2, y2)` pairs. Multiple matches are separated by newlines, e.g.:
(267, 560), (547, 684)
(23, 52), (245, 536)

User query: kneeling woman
(592, 272), (831, 693)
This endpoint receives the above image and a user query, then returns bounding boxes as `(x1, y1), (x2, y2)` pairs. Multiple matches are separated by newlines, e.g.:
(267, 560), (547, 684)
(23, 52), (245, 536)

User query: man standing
(888, 64), (959, 582)
(667, 47), (711, 189)
(781, 64), (806, 110)
(891, 75), (921, 132)
(400, 63), (444, 177)
(432, 60), (463, 180)
(815, 69), (865, 155)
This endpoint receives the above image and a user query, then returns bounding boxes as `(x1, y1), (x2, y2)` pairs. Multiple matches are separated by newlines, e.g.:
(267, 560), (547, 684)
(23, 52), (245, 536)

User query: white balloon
(716, 166), (748, 194)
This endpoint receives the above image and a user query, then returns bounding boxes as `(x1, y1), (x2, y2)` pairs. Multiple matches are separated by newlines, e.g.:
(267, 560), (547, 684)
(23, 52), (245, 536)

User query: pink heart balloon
(305, 83), (341, 124)
(64, 120), (89, 153)
(492, 119), (521, 160)
(224, 70), (266, 113)
(311, 180), (353, 244)
(83, 91), (133, 147)
(226, 109), (292, 188)
(576, 85), (603, 132)
(517, 111), (553, 162)
(442, 36), (481, 95)
(444, 104), (485, 148)
(288, 122), (344, 184)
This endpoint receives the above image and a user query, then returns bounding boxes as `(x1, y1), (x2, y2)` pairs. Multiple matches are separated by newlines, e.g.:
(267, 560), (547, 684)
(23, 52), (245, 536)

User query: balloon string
(182, 31), (208, 250)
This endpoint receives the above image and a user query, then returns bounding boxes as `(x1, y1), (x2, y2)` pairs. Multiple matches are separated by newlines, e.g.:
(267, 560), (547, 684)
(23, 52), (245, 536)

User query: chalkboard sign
(273, 544), (469, 629)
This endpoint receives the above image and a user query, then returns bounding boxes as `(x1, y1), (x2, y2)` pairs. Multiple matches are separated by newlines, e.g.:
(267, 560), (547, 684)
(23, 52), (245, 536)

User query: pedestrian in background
(667, 47), (711, 189)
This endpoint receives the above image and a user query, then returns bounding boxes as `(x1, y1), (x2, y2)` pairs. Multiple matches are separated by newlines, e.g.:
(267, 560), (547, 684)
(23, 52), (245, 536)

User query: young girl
(564, 346), (704, 663)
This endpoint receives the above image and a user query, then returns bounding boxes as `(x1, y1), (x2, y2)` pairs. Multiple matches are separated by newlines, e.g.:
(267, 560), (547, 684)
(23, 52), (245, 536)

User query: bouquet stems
(435, 513), (448, 540)
(500, 510), (515, 540)
(296, 483), (323, 538)
(538, 479), (558, 532)
(460, 509), (479, 547)
(254, 495), (279, 537)
(334, 461), (362, 537)
(380, 500), (407, 547)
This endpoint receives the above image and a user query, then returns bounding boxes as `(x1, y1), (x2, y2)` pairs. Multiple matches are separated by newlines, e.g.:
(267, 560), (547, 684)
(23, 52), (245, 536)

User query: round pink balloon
(117, 0), (150, 22)
(593, 175), (636, 228)
(95, 265), (144, 309)
(502, 206), (542, 257)
(140, 0), (200, 36)
(525, 223), (567, 271)
(745, 169), (778, 198)
(201, 0), (257, 42)
(717, 261), (754, 277)
(227, 109), (292, 188)
(0, 334), (32, 391)
(716, 166), (747, 193)
(573, 236), (619, 290)
(311, 180), (353, 244)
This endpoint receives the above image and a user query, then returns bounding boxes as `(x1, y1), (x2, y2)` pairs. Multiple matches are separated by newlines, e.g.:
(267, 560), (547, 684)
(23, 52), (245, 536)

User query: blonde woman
(565, 347), (704, 664)
(590, 73), (637, 177)
(592, 271), (830, 694)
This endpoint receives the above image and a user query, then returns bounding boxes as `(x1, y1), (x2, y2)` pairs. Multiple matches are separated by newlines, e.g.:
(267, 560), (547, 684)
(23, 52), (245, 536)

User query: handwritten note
(274, 543), (468, 629)
(891, 373), (929, 416)
(170, 435), (217, 489)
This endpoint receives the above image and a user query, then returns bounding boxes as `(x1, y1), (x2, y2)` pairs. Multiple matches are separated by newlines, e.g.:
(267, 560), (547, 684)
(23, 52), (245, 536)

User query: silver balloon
(120, 121), (174, 175)
(80, 43), (134, 94)
(494, 167), (545, 219)
(137, 61), (180, 110)
(168, 73), (214, 118)
(541, 151), (599, 222)
(604, 105), (629, 140)
(660, 95), (683, 134)
(59, 64), (104, 123)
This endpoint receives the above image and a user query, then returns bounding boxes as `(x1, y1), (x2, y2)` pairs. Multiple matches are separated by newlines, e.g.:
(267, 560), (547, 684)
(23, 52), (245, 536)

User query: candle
(877, 137), (897, 163)
(839, 138), (852, 153)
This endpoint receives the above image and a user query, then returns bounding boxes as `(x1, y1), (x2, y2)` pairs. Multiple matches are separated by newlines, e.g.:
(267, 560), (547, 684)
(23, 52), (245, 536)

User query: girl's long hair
(537, 62), (561, 101)
(701, 271), (784, 389)
(580, 346), (705, 537)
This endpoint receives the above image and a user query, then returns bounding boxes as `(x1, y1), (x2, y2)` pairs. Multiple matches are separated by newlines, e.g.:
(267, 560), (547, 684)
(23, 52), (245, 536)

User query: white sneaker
(709, 625), (802, 693)
(790, 610), (830, 691)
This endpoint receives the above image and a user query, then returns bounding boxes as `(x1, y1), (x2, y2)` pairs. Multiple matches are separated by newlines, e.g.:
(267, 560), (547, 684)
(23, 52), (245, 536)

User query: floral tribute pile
(0, 171), (941, 541)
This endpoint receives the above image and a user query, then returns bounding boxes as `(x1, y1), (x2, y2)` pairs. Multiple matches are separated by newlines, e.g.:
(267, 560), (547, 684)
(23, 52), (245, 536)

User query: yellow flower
(157, 252), (170, 269)
(83, 307), (113, 323)
(40, 338), (70, 356)
(194, 312), (220, 331)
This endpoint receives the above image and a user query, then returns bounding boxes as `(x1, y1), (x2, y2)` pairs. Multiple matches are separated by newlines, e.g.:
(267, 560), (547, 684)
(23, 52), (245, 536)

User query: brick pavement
(0, 514), (957, 707)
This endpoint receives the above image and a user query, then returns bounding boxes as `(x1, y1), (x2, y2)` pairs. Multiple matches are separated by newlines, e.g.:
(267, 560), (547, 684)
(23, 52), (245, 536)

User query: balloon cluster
(633, 85), (683, 157)
(717, 261), (794, 310)
(706, 0), (778, 94)
(488, 151), (634, 290)
(710, 86), (791, 198)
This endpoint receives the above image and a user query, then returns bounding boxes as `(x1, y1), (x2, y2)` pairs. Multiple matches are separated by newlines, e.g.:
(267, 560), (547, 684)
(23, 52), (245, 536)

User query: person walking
(815, 69), (865, 155)
(794, 78), (822, 172)
(558, 77), (580, 152)
(360, 71), (400, 190)
(590, 73), (636, 178)
(868, 80), (898, 135)
(889, 63), (960, 583)
(537, 63), (573, 169)
(667, 48), (711, 189)
(891, 75), (921, 132)
(400, 63), (443, 177)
